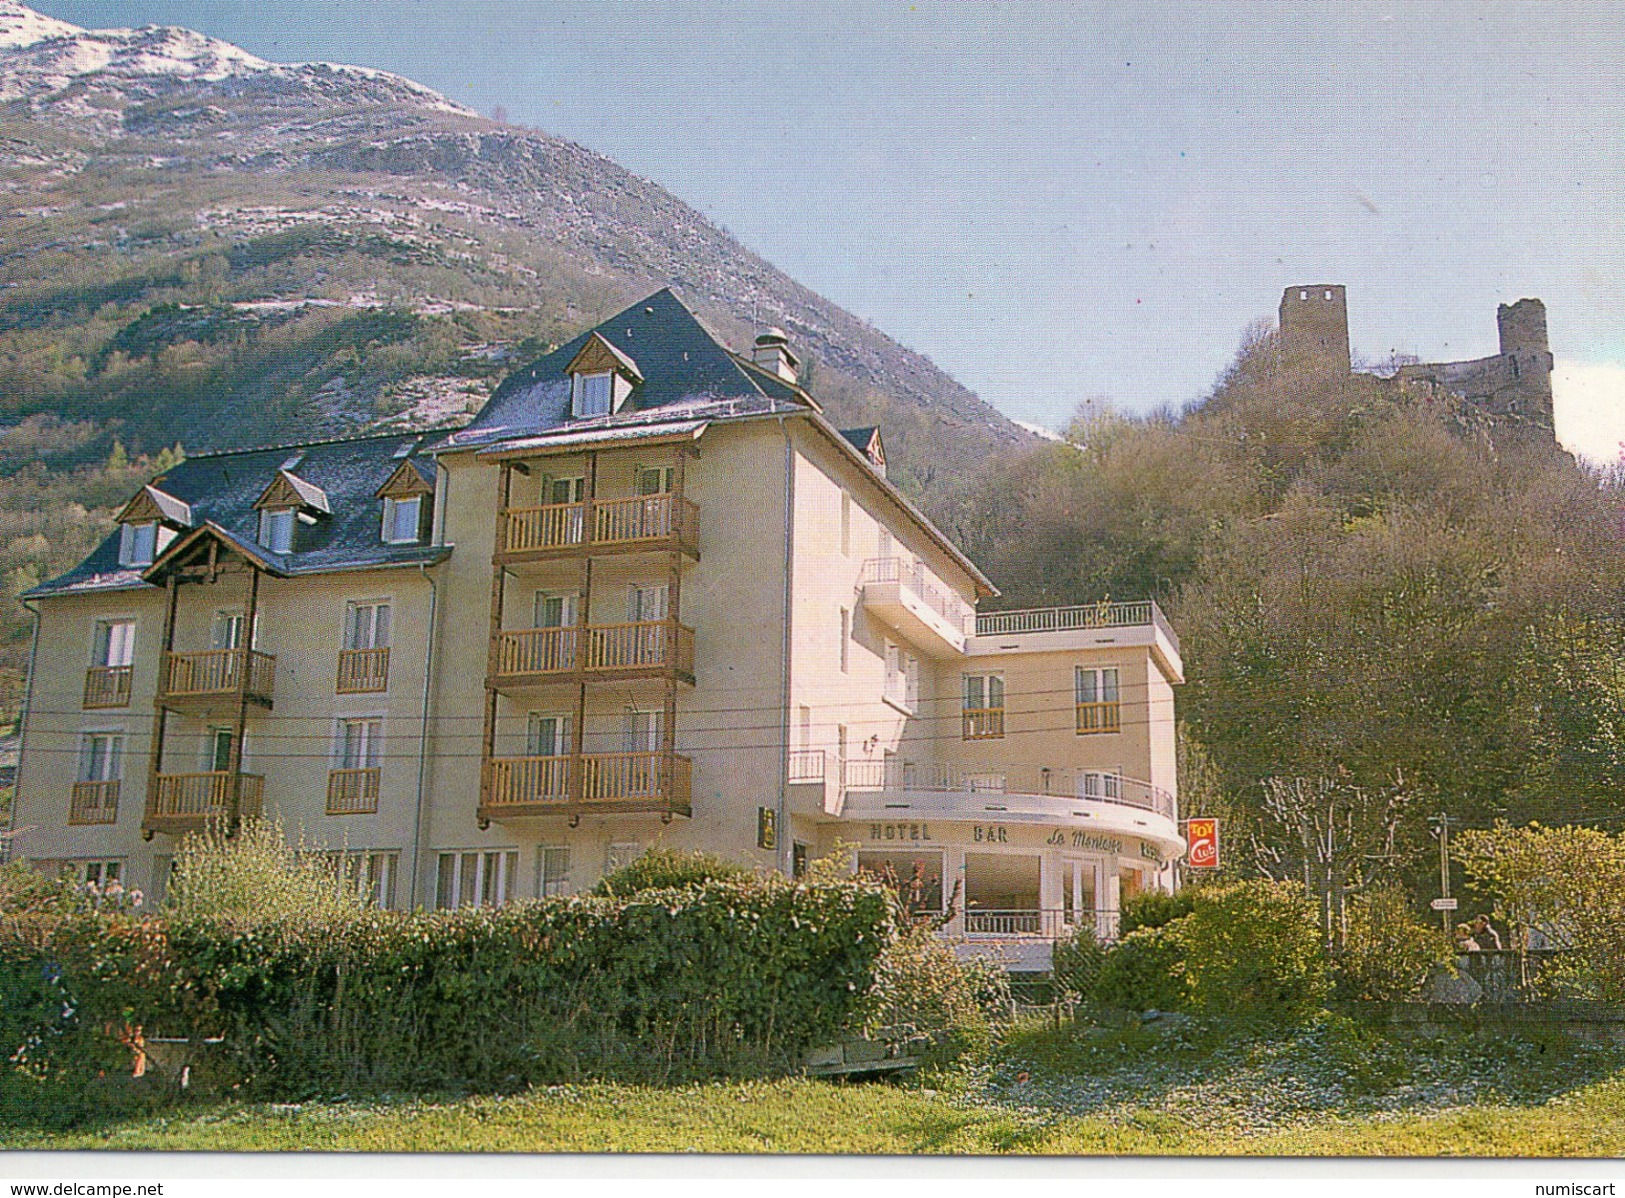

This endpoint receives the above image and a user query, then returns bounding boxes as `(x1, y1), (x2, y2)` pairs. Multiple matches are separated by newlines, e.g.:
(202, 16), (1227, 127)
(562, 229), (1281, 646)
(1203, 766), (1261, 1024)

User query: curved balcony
(490, 620), (695, 689)
(497, 494), (699, 563)
(481, 751), (693, 820)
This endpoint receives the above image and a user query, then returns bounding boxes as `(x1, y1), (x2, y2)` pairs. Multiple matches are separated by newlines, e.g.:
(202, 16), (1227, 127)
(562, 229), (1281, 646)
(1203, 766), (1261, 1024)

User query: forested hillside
(0, 2), (1026, 716)
(955, 329), (1625, 897)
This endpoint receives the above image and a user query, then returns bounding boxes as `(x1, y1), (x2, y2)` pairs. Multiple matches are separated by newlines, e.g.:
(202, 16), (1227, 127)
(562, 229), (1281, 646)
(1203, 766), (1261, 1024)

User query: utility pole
(1428, 812), (1457, 933)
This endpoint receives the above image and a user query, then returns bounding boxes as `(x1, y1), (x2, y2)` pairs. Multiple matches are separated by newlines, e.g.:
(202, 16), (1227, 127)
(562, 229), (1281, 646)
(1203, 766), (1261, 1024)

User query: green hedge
(2, 876), (894, 1101)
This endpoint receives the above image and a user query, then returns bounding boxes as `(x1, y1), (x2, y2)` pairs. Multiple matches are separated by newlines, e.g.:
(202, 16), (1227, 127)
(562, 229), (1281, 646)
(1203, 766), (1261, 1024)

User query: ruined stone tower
(1278, 283), (1555, 437)
(1279, 285), (1351, 377)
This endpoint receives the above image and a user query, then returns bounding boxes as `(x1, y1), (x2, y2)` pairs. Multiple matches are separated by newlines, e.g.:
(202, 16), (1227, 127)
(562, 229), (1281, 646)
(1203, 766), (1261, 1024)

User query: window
(436, 849), (519, 910)
(212, 611), (248, 651)
(537, 846), (571, 897)
(623, 709), (663, 754)
(883, 643), (919, 713)
(858, 850), (945, 914)
(526, 712), (573, 757)
(627, 583), (669, 623)
(93, 619), (136, 668)
(792, 842), (810, 879)
(78, 732), (123, 783)
(840, 491), (852, 557)
(63, 860), (123, 887)
(258, 508), (295, 553)
(328, 850), (397, 907)
(205, 727), (235, 773)
(962, 674), (1005, 739)
(118, 521), (157, 567)
(1079, 770), (1124, 802)
(381, 496), (423, 544)
(547, 476), (586, 505)
(1075, 666), (1122, 733)
(337, 718), (382, 771)
(344, 602), (392, 650)
(636, 466), (673, 496)
(839, 608), (850, 673)
(572, 371), (613, 417)
(963, 853), (1042, 933)
(534, 591), (580, 628)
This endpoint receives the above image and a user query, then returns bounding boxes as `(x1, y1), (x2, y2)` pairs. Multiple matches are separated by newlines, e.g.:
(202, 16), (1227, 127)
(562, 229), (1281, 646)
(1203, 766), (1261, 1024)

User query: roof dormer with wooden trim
(253, 469), (330, 554)
(374, 458), (436, 545)
(839, 427), (887, 478)
(114, 484), (193, 568)
(566, 332), (642, 419)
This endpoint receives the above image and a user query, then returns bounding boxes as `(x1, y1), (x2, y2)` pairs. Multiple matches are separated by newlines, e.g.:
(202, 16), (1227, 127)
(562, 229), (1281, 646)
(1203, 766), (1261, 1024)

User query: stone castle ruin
(1279, 284), (1555, 436)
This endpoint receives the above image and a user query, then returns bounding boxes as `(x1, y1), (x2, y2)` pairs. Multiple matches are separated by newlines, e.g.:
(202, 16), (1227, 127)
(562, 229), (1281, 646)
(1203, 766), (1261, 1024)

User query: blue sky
(34, 1), (1625, 457)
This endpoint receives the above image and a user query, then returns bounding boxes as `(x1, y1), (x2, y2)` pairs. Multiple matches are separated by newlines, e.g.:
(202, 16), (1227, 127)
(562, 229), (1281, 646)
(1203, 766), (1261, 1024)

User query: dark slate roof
(436, 288), (816, 453)
(27, 432), (448, 599)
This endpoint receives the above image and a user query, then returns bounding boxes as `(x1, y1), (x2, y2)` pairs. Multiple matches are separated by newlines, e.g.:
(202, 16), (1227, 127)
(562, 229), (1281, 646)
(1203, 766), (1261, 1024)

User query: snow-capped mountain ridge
(0, 0), (471, 115)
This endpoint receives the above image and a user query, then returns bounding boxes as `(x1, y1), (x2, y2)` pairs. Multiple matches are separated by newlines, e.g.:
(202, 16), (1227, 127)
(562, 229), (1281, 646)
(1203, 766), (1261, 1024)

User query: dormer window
(259, 508), (296, 553)
(573, 371), (614, 418)
(113, 484), (191, 568)
(565, 333), (642, 420)
(382, 496), (423, 544)
(119, 521), (158, 567)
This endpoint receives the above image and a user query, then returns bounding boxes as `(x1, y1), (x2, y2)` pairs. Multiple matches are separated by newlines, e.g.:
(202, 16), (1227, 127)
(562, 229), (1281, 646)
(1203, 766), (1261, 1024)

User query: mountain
(0, 1), (1025, 472)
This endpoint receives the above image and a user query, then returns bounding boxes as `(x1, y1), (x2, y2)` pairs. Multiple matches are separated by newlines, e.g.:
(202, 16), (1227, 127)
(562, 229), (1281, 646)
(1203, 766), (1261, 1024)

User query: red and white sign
(1187, 818), (1220, 869)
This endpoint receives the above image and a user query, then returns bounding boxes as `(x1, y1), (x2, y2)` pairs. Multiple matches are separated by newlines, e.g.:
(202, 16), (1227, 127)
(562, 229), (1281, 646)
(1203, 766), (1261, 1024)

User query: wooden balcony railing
(326, 767), (381, 815)
(492, 620), (694, 684)
(145, 771), (264, 831)
(83, 665), (133, 709)
(962, 707), (1006, 740)
(483, 751), (693, 816)
(161, 649), (275, 706)
(336, 647), (390, 694)
(1075, 701), (1122, 734)
(498, 494), (699, 559)
(69, 779), (120, 825)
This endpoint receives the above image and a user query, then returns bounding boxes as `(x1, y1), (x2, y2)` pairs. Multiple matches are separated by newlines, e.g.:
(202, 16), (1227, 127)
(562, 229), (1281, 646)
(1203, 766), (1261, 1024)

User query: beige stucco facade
(13, 310), (1185, 969)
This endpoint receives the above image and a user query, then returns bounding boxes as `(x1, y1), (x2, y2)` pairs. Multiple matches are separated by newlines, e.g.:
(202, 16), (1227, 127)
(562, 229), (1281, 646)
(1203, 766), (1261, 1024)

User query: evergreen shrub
(1088, 924), (1189, 1012)
(1180, 880), (1330, 1021)
(589, 846), (750, 896)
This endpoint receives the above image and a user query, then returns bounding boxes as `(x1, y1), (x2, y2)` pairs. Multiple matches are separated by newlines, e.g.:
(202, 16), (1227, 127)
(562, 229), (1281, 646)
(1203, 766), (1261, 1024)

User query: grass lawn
(6, 1015), (1624, 1156)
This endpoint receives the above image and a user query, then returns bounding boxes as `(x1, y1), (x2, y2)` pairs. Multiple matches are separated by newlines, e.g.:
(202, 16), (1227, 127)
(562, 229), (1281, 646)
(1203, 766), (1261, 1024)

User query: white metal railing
(859, 557), (975, 635)
(787, 749), (826, 783)
(974, 599), (1180, 654)
(960, 908), (1124, 941)
(842, 761), (1175, 821)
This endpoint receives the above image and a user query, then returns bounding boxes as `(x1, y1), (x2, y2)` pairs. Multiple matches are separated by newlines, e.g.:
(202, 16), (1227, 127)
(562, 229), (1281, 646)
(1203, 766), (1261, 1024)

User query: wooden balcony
(143, 771), (264, 836)
(490, 619), (695, 688)
(159, 649), (275, 712)
(326, 767), (380, 815)
(962, 707), (1006, 740)
(336, 647), (390, 694)
(83, 665), (132, 710)
(1075, 701), (1122, 734)
(496, 494), (699, 562)
(481, 751), (693, 819)
(69, 779), (120, 825)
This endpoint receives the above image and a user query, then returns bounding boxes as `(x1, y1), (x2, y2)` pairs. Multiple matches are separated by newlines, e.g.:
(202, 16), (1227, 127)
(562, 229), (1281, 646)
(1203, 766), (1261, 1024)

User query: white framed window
(1075, 666), (1122, 734)
(623, 709), (664, 754)
(545, 475), (586, 505)
(344, 601), (392, 650)
(537, 846), (571, 897)
(78, 732), (123, 783)
(606, 842), (642, 874)
(533, 591), (580, 628)
(381, 496), (423, 544)
(839, 607), (850, 674)
(436, 849), (520, 910)
(571, 371), (613, 418)
(962, 673), (1005, 739)
(118, 521), (158, 567)
(526, 712), (573, 757)
(204, 726), (236, 773)
(627, 583), (669, 623)
(258, 508), (295, 553)
(74, 860), (124, 887)
(1078, 770), (1124, 802)
(336, 718), (383, 770)
(211, 610), (256, 651)
(883, 643), (918, 713)
(328, 850), (398, 908)
(93, 619), (136, 668)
